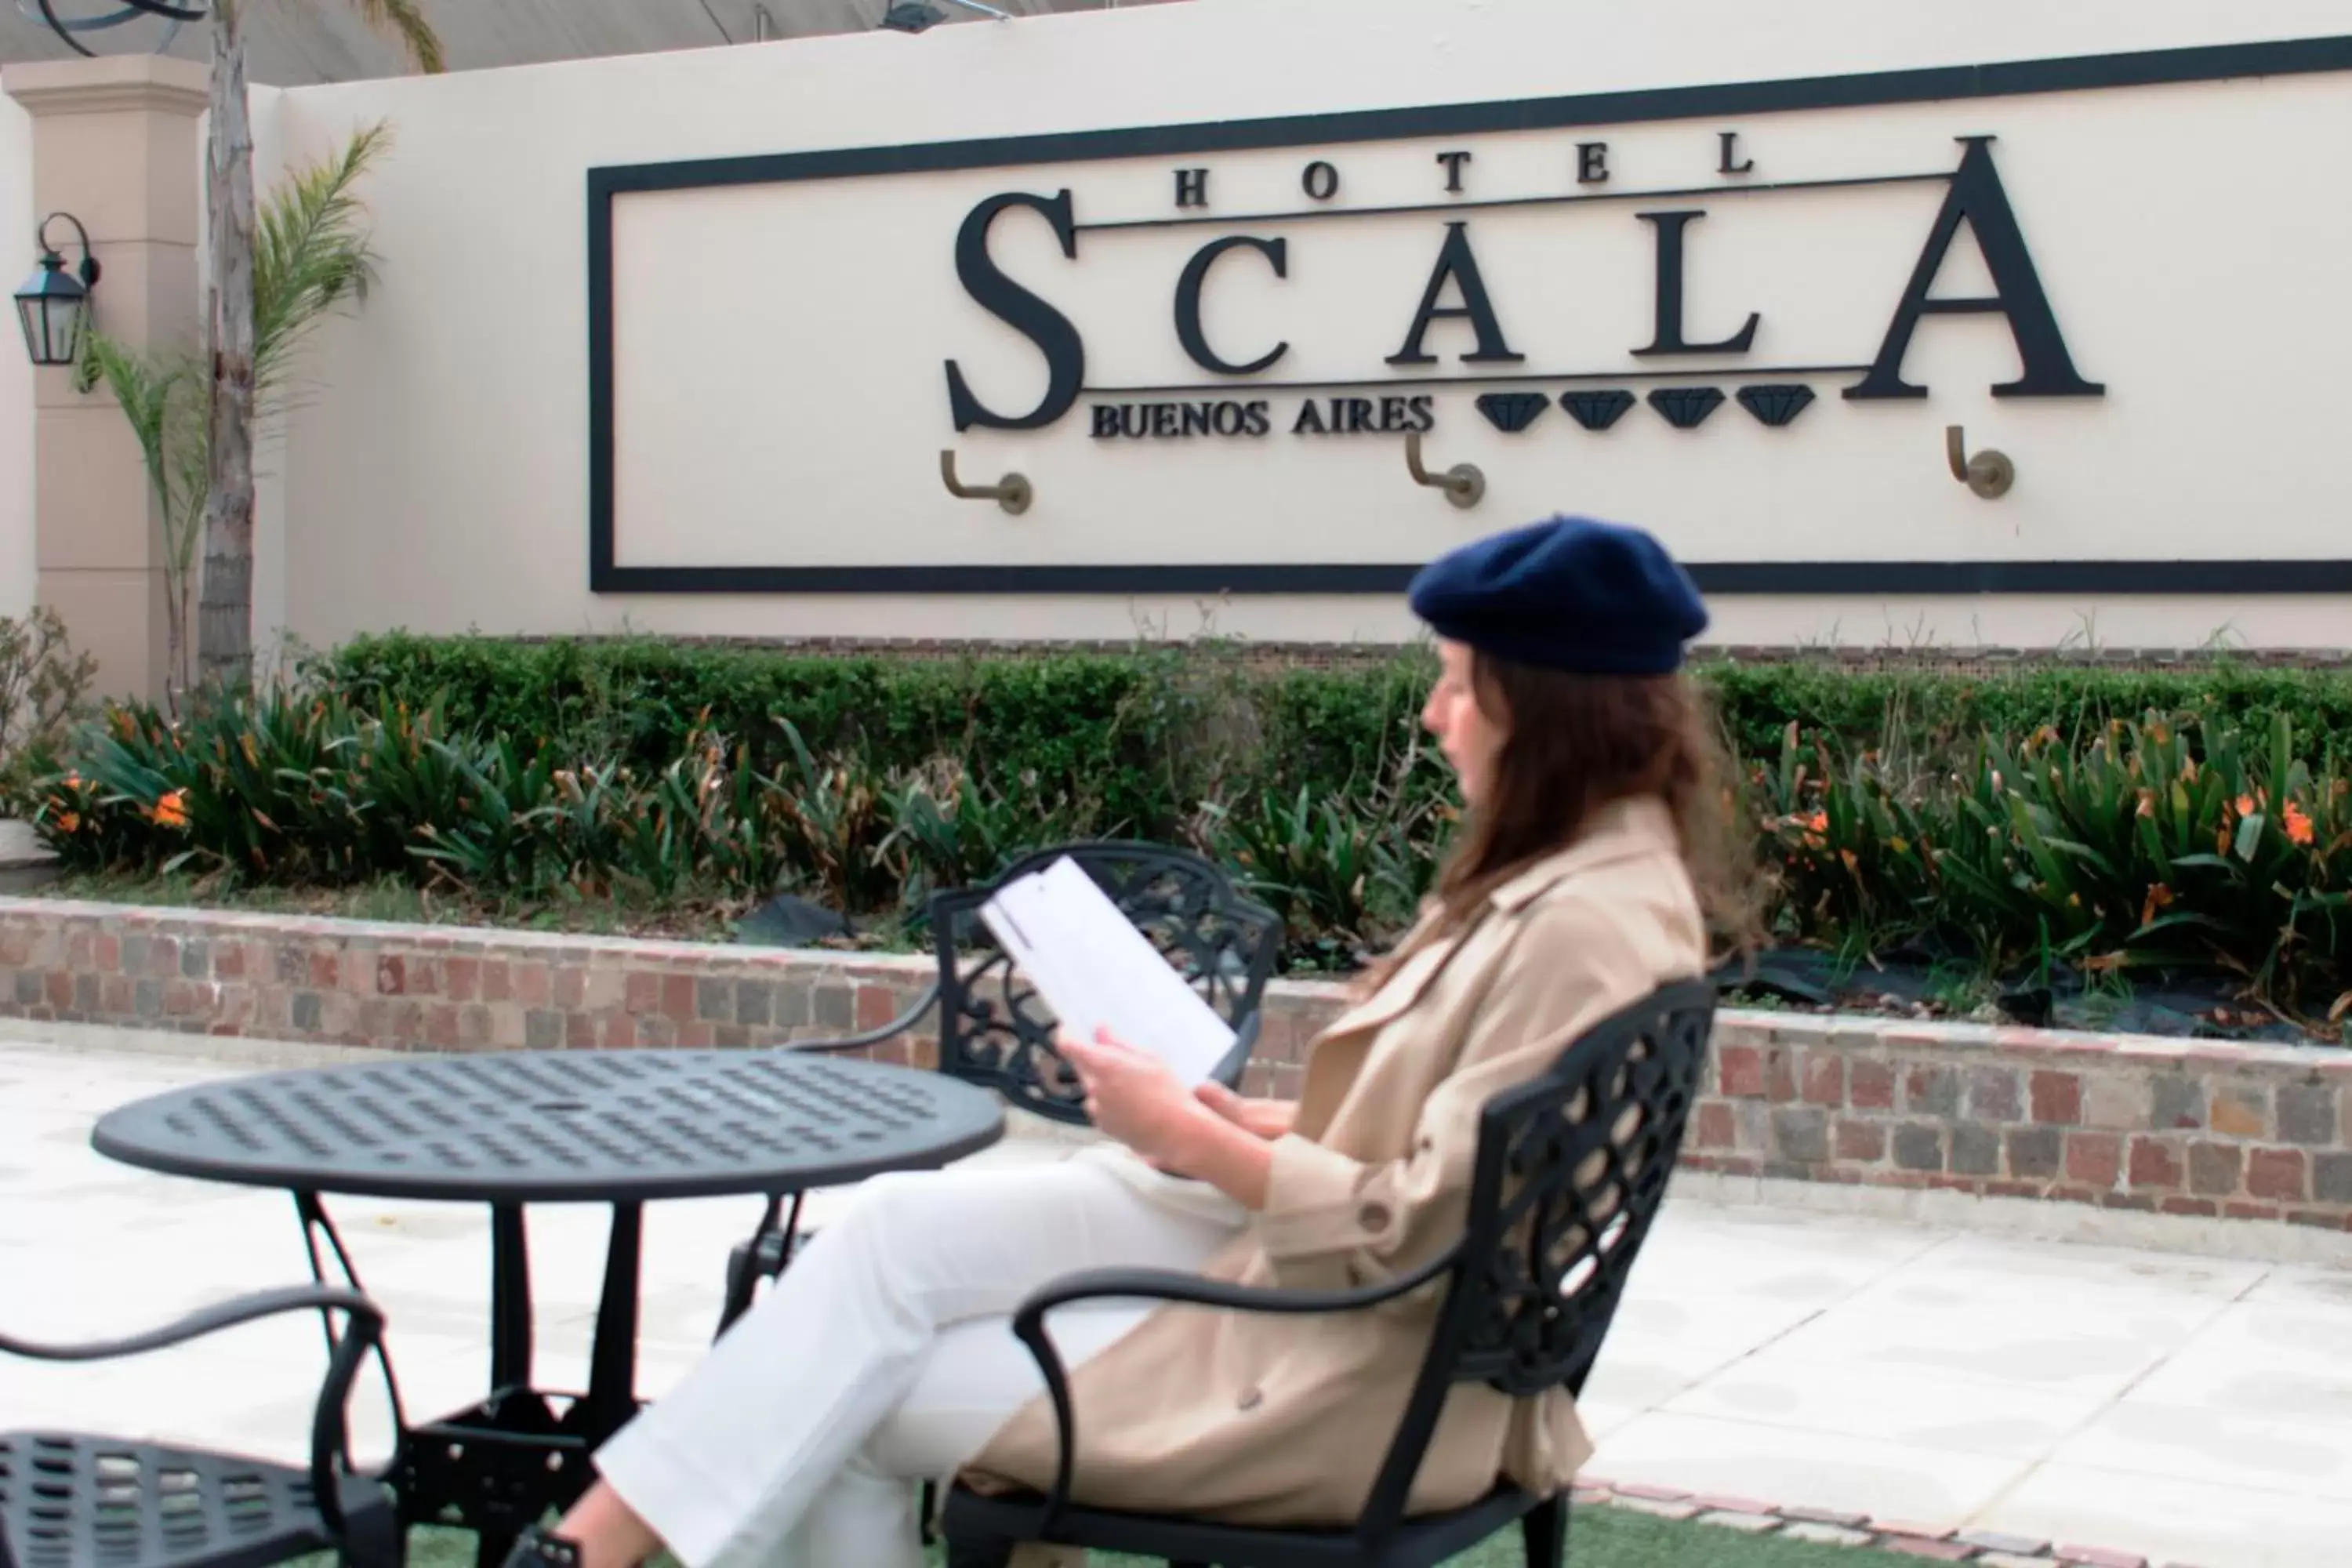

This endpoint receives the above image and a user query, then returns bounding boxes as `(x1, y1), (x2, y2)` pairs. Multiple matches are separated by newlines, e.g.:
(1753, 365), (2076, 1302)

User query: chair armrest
(0, 1286), (389, 1547)
(0, 1284), (382, 1363)
(784, 982), (940, 1054)
(1004, 1244), (1462, 1532)
(1207, 1009), (1260, 1091)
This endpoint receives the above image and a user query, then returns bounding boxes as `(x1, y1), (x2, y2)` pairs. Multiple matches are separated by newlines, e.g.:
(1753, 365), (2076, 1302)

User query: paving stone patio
(4, 1022), (2350, 1567)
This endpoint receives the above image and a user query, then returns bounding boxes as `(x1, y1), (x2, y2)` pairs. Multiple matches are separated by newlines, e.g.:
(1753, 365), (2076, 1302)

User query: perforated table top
(89, 1051), (1006, 1202)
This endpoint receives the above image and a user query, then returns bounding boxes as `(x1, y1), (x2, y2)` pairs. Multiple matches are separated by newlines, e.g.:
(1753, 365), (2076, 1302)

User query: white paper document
(977, 856), (1237, 1087)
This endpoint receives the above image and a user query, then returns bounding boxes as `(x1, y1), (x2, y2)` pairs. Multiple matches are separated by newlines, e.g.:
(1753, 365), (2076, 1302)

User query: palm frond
(252, 120), (394, 426)
(344, 0), (445, 73)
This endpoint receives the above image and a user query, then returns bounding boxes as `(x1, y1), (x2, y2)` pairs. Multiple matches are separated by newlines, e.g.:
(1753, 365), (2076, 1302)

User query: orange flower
(2140, 883), (2173, 928)
(1806, 811), (1828, 833)
(2237, 793), (2256, 818)
(2135, 790), (2156, 818)
(2285, 801), (2315, 847)
(151, 789), (189, 830)
(55, 811), (79, 834)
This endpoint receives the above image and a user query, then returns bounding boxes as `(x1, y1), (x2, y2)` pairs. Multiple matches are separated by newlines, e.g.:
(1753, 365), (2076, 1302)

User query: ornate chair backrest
(1359, 978), (1717, 1539)
(926, 843), (1286, 1126)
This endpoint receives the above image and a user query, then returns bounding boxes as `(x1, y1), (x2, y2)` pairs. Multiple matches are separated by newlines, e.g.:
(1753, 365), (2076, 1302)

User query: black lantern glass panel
(14, 255), (91, 367)
(15, 215), (100, 369)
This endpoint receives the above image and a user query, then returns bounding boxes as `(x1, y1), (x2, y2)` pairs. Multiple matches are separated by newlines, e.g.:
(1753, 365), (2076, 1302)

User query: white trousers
(593, 1152), (1247, 1568)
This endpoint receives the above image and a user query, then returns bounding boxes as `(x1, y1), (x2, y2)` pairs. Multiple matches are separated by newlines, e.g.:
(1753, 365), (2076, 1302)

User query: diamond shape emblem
(1559, 390), (1636, 431)
(1647, 387), (1725, 430)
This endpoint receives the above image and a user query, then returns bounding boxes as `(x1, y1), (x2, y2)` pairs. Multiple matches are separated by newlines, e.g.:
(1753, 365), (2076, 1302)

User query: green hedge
(24, 637), (2352, 1022)
(315, 634), (2352, 827)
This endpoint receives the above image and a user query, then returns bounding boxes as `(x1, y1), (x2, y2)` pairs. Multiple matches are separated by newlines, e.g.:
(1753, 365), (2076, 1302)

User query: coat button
(1359, 1201), (1392, 1232)
(1237, 1386), (1264, 1412)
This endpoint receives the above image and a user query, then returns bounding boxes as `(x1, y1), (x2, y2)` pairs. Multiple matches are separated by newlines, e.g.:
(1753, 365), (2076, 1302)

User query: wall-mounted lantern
(13, 213), (101, 369)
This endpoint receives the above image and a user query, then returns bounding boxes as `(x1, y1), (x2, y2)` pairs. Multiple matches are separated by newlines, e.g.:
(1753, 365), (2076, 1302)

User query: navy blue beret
(1406, 517), (1708, 675)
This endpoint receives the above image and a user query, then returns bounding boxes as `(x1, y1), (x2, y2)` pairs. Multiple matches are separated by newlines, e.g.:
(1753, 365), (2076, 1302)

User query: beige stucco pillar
(4, 55), (208, 703)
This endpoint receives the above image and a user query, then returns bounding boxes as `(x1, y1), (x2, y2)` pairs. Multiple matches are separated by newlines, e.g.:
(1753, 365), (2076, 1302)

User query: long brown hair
(1426, 650), (1757, 953)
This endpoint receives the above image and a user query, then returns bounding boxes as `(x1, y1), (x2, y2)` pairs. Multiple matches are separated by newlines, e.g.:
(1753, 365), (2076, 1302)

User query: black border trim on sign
(587, 32), (2352, 597)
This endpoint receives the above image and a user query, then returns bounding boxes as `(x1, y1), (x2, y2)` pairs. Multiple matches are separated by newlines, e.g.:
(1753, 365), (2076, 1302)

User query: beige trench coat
(964, 794), (1706, 1534)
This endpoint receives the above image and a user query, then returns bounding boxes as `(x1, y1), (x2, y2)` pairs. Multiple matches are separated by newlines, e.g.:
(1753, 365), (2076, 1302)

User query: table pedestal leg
(489, 1203), (532, 1395)
(580, 1203), (642, 1436)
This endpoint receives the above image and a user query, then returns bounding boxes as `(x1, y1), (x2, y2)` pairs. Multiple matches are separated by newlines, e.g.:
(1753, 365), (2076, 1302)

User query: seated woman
(507, 515), (1749, 1568)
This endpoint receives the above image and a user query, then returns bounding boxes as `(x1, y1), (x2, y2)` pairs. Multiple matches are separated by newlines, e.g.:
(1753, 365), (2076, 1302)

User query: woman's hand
(1194, 1083), (1297, 1141)
(1058, 1028), (1215, 1172)
(1059, 1029), (1280, 1210)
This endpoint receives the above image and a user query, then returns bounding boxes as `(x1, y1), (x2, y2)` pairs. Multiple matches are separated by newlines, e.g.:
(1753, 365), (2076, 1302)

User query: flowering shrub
(24, 677), (2352, 1019)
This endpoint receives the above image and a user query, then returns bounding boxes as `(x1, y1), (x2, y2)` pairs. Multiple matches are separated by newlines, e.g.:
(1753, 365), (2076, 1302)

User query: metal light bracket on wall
(24, 0), (206, 58)
(1403, 430), (1485, 510)
(1945, 425), (2015, 500)
(939, 449), (1032, 514)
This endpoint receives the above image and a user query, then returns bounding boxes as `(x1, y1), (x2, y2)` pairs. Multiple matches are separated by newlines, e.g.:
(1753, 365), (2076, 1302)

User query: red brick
(1719, 1044), (1765, 1098)
(1802, 1054), (1845, 1107)
(624, 970), (661, 1013)
(94, 933), (120, 972)
(661, 973), (697, 1021)
(1766, 1051), (1798, 1102)
(1693, 1102), (1737, 1150)
(2160, 1196), (2220, 1217)
(1835, 1119), (1886, 1161)
(567, 1013), (597, 1049)
(856, 985), (903, 1032)
(447, 956), (480, 1003)
(1871, 1521), (1955, 1541)
(148, 937), (179, 978)
(424, 1006), (459, 1050)
(101, 975), (131, 1013)
(605, 1013), (638, 1049)
(482, 962), (513, 1003)
(212, 942), (244, 980)
(2129, 1136), (2184, 1191)
(1882, 1544), (1972, 1563)
(2226, 1200), (2281, 1221)
(2248, 1147), (2310, 1203)
(515, 965), (552, 1007)
(679, 1022), (716, 1048)
(2066, 1132), (2123, 1186)
(1849, 1058), (1896, 1110)
(2031, 1069), (2082, 1125)
(376, 956), (405, 995)
(309, 952), (339, 989)
(1613, 1484), (1690, 1501)
(65, 931), (93, 970)
(555, 967), (588, 1010)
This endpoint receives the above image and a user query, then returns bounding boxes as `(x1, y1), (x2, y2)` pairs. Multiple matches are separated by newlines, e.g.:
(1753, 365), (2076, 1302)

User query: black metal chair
(1, 1286), (402, 1568)
(939, 978), (1717, 1568)
(714, 842), (1284, 1334)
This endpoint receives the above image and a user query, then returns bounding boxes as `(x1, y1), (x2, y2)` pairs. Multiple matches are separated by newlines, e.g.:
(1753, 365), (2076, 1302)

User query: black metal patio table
(88, 1049), (1006, 1568)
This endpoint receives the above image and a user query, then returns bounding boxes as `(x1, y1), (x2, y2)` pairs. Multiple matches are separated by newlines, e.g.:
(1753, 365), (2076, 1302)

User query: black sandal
(498, 1526), (584, 1568)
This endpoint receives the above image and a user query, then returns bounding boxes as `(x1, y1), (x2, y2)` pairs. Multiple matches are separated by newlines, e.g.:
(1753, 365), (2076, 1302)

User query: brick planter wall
(5, 898), (2351, 1229)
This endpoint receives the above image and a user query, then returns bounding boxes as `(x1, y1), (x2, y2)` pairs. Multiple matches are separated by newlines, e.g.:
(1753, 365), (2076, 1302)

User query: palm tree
(197, 0), (445, 691)
(86, 124), (398, 706)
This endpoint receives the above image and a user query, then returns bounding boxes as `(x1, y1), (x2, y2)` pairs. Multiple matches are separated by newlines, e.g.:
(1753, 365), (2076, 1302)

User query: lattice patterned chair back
(924, 843), (1285, 1125)
(1356, 977), (1716, 1534)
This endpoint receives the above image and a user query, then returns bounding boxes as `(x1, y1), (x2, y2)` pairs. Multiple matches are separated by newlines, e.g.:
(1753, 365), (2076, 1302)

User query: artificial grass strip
(372, 1507), (1933, 1568)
